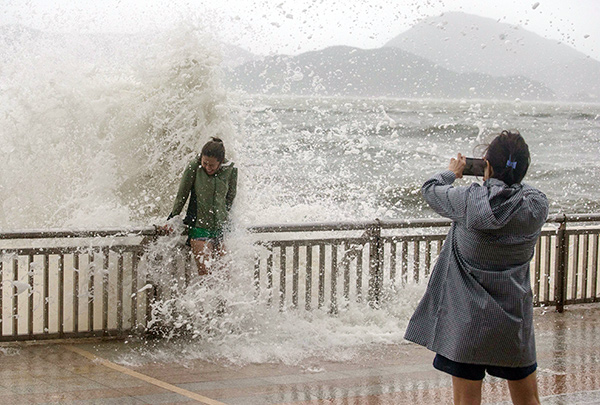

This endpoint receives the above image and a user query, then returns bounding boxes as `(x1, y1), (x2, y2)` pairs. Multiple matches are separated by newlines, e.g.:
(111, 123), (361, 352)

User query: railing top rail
(2, 213), (600, 239)
(247, 214), (600, 233)
(247, 218), (451, 233)
(0, 226), (157, 240)
(546, 213), (600, 223)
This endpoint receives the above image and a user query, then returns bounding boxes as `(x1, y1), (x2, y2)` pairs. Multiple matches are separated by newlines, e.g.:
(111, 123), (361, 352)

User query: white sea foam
(120, 229), (426, 366)
(0, 23), (234, 230)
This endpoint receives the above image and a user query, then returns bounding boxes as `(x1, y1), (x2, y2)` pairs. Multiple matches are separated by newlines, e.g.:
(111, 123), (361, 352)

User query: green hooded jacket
(170, 156), (237, 232)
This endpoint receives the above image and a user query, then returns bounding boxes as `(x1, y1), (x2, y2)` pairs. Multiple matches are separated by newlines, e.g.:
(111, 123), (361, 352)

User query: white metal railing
(0, 228), (156, 341)
(248, 214), (600, 313)
(1, 214), (599, 341)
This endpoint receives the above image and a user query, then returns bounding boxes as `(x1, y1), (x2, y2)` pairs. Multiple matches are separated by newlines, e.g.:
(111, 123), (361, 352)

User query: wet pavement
(0, 303), (599, 405)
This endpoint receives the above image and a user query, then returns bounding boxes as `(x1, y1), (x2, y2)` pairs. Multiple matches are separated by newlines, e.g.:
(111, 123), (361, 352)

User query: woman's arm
(170, 160), (198, 217)
(422, 170), (469, 222)
(226, 167), (238, 211)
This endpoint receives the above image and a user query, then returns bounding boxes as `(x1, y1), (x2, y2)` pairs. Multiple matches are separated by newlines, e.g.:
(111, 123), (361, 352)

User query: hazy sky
(2, 0), (599, 60)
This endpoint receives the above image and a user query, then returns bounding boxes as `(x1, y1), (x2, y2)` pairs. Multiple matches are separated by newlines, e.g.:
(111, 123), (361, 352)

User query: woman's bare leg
(507, 372), (540, 405)
(452, 376), (483, 405)
(190, 239), (227, 277)
(212, 240), (225, 258)
(190, 239), (211, 276)
(191, 239), (228, 314)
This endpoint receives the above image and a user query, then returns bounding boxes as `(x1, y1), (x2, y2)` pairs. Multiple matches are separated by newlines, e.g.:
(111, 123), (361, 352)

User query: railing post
(142, 233), (159, 334)
(253, 250), (261, 298)
(555, 214), (568, 313)
(367, 220), (384, 308)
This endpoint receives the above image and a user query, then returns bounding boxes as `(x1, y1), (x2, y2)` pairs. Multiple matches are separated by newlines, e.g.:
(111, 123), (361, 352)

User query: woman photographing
(405, 131), (548, 404)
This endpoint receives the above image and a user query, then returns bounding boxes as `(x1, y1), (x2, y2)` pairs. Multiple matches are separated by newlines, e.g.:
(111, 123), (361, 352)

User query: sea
(1, 25), (600, 366)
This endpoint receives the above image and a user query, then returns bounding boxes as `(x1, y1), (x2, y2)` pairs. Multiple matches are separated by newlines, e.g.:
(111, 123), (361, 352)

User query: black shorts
(433, 354), (537, 381)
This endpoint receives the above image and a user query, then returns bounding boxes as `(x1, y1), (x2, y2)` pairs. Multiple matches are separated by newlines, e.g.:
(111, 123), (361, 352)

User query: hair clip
(506, 156), (517, 169)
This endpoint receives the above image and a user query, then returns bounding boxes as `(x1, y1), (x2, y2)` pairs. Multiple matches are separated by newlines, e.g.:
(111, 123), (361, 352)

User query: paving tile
(12, 387), (139, 404)
(225, 389), (319, 405)
(37, 397), (145, 405)
(36, 376), (108, 391)
(131, 392), (196, 404)
(5, 380), (65, 395)
(175, 380), (226, 391)
(260, 374), (319, 385)
(296, 370), (353, 382)
(84, 374), (156, 389)
(197, 383), (298, 400)
(0, 393), (36, 404)
(113, 385), (173, 397)
(177, 377), (283, 392)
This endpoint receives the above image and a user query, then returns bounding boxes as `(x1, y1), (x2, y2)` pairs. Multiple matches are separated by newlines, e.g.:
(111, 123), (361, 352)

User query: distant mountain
(220, 44), (257, 68)
(385, 12), (600, 101)
(227, 45), (555, 100)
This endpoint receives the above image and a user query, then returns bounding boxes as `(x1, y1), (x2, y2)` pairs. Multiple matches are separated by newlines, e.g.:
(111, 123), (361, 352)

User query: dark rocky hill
(384, 12), (600, 101)
(227, 45), (555, 100)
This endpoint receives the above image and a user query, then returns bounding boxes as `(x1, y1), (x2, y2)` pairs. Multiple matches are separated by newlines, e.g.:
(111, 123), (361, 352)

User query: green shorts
(188, 227), (223, 241)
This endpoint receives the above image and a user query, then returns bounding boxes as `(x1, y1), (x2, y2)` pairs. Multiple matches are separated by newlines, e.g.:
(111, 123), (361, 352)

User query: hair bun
(484, 130), (530, 185)
(211, 137), (223, 143)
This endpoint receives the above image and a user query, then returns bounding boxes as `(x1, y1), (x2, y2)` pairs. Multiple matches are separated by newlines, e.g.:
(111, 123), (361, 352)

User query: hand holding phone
(463, 158), (486, 176)
(449, 153), (466, 178)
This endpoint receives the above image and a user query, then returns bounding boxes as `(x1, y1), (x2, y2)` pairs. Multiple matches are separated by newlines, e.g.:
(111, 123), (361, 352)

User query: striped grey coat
(404, 170), (548, 367)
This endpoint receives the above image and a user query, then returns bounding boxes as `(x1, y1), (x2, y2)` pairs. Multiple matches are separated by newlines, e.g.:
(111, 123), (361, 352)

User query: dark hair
(201, 137), (225, 162)
(484, 130), (530, 186)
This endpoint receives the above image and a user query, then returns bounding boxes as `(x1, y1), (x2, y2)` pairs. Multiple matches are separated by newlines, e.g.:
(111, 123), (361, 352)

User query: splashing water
(126, 229), (423, 366)
(0, 21), (427, 363)
(0, 23), (235, 230)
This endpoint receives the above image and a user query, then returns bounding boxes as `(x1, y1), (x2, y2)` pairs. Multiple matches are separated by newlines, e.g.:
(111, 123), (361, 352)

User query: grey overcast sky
(2, 0), (599, 60)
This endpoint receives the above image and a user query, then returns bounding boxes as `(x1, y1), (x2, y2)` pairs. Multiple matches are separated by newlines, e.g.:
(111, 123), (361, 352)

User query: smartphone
(463, 158), (486, 176)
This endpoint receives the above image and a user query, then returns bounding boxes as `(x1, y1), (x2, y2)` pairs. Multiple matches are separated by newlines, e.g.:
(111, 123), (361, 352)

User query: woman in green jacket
(167, 137), (238, 276)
